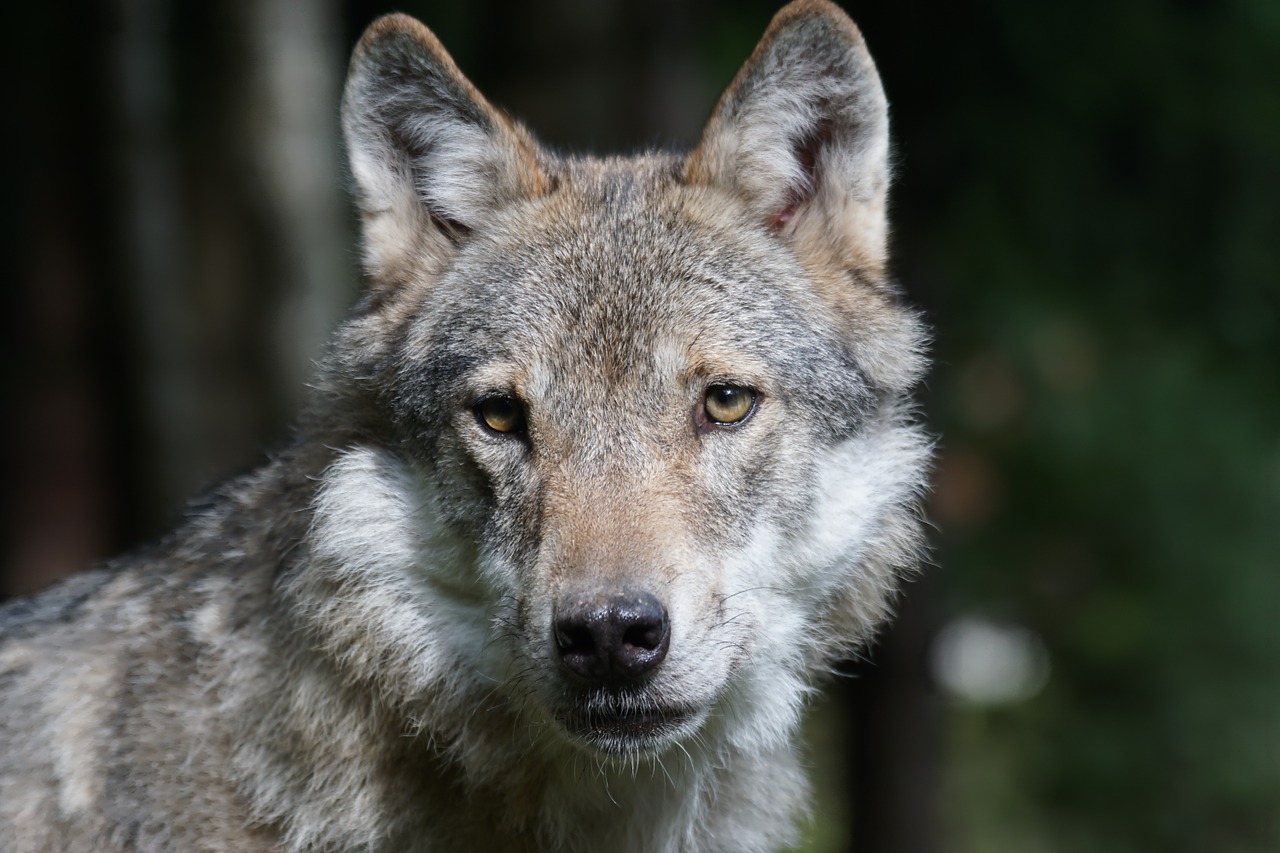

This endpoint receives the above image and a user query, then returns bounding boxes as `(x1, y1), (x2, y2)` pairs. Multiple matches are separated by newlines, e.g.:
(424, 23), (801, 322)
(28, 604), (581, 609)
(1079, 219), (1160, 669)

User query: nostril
(555, 618), (606, 681)
(622, 620), (664, 652)
(555, 623), (596, 657)
(558, 617), (596, 650)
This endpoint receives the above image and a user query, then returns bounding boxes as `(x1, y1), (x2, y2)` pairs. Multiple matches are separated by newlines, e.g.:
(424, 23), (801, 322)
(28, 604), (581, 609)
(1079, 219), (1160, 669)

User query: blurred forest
(3, 1), (1277, 851)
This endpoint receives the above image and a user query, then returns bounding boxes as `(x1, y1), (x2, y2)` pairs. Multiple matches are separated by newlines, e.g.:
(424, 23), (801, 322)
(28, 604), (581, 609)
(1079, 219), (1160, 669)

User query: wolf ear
(686, 0), (890, 274)
(342, 14), (550, 288)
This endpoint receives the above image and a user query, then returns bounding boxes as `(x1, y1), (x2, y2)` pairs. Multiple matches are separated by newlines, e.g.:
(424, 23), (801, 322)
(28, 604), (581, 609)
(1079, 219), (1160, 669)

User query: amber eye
(475, 395), (527, 434)
(703, 384), (757, 426)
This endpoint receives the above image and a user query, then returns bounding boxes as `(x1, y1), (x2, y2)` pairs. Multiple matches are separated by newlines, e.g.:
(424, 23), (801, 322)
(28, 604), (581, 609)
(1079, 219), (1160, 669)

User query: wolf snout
(553, 590), (671, 684)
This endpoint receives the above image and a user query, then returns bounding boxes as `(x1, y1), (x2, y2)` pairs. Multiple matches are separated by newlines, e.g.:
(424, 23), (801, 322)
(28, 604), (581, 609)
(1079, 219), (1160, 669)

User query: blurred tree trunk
(3, 0), (353, 598)
(3, 2), (117, 596)
(113, 0), (197, 524)
(848, 574), (945, 853)
(240, 0), (352, 396)
(111, 0), (352, 533)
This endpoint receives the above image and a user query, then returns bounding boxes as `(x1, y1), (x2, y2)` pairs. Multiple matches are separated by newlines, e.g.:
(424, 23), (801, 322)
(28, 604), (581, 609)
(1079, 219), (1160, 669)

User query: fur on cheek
(299, 445), (503, 703)
(784, 408), (933, 658)
(717, 406), (931, 681)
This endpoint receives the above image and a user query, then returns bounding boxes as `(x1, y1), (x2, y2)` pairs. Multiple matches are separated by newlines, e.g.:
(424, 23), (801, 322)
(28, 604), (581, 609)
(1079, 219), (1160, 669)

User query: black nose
(554, 590), (671, 684)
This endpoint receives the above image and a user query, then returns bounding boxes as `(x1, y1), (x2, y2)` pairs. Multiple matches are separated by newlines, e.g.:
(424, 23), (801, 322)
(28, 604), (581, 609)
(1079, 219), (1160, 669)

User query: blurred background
(3, 1), (1277, 850)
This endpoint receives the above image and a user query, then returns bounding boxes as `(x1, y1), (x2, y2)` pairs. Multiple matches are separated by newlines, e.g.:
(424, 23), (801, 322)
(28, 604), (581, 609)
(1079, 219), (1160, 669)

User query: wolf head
(303, 0), (929, 764)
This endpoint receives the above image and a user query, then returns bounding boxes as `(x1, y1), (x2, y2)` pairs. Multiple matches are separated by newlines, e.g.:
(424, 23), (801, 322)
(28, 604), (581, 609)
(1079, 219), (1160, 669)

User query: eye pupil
(703, 384), (756, 426)
(476, 395), (526, 434)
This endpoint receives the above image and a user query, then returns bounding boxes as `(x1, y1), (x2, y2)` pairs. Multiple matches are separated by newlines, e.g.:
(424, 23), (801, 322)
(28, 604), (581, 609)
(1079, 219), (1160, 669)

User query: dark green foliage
(873, 1), (1280, 849)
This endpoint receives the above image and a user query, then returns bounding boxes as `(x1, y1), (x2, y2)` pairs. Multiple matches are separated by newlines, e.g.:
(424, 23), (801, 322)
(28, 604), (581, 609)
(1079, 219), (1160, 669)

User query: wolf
(0, 1), (930, 850)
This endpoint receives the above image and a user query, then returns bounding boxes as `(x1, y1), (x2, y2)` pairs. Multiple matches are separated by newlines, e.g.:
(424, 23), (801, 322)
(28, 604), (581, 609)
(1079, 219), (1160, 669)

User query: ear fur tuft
(342, 14), (549, 288)
(686, 0), (890, 275)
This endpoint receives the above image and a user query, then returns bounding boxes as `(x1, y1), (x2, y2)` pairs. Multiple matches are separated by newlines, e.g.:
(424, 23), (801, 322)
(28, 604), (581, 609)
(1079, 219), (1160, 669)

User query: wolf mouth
(561, 701), (701, 754)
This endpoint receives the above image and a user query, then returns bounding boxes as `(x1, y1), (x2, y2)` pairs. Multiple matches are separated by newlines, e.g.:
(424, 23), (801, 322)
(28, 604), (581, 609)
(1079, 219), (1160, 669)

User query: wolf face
(310, 0), (930, 765)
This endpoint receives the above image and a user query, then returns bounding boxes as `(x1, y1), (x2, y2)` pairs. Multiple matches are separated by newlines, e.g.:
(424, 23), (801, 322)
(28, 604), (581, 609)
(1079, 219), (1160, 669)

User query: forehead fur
(409, 154), (901, 403)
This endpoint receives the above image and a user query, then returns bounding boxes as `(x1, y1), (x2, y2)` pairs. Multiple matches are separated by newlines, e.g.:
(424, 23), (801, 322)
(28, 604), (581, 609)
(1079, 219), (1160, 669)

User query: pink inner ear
(766, 118), (831, 232)
(768, 209), (797, 229)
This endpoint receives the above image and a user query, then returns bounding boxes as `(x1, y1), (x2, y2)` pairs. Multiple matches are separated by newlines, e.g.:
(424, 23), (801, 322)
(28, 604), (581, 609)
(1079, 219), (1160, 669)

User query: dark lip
(561, 701), (699, 753)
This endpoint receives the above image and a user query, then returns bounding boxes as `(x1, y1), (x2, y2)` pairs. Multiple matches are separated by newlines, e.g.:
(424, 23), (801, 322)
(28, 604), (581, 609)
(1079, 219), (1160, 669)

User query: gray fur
(0, 2), (931, 850)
